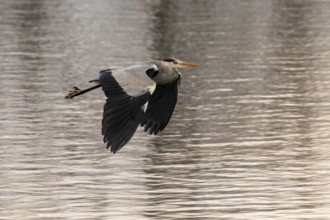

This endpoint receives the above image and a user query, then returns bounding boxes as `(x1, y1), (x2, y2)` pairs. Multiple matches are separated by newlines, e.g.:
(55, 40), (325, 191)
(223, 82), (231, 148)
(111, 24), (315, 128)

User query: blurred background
(1, 0), (330, 219)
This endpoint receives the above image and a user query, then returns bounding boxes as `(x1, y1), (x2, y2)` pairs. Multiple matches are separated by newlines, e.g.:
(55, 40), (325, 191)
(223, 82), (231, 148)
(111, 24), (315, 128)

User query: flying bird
(65, 58), (198, 153)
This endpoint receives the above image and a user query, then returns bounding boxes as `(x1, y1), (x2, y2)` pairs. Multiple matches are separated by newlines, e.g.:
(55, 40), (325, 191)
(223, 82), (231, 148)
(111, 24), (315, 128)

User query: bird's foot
(65, 87), (81, 99)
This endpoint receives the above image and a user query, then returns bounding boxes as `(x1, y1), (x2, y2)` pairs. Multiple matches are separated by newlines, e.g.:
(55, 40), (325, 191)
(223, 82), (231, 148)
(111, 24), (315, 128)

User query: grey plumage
(65, 58), (198, 153)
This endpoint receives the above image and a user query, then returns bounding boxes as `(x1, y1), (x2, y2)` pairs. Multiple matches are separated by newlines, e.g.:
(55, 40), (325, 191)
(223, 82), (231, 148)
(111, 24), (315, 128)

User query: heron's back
(109, 64), (156, 97)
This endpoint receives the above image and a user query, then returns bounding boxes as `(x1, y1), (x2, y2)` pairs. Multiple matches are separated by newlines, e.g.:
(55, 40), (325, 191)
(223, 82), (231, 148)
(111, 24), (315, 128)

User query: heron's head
(162, 58), (198, 69)
(150, 58), (198, 84)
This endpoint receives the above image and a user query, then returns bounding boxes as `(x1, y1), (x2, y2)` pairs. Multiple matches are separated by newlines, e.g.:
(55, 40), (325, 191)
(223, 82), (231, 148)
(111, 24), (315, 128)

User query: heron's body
(66, 58), (197, 153)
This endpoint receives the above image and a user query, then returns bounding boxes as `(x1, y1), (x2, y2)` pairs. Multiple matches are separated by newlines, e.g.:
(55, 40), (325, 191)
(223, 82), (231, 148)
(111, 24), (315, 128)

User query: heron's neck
(159, 68), (179, 84)
(174, 69), (181, 78)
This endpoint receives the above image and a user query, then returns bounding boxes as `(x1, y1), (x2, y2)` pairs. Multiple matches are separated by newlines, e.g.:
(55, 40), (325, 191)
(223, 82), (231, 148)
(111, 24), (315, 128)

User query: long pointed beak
(177, 61), (199, 68)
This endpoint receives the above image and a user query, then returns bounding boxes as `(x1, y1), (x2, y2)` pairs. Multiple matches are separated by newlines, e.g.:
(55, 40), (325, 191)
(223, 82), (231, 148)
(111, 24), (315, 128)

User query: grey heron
(65, 58), (198, 153)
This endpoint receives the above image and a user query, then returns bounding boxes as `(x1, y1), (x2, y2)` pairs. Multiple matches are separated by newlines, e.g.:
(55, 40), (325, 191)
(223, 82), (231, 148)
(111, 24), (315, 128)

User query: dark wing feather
(99, 70), (150, 153)
(141, 75), (181, 135)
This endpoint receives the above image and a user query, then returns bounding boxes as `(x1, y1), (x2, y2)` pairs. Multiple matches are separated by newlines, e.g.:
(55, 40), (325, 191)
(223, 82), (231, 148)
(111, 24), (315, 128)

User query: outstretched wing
(99, 67), (155, 153)
(141, 75), (181, 135)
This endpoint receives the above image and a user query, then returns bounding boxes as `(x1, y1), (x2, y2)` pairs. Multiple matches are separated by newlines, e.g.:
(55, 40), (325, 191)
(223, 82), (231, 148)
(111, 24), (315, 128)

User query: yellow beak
(177, 61), (199, 68)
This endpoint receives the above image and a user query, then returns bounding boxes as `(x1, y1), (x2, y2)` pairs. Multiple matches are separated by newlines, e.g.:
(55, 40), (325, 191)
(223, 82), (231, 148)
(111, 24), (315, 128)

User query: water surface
(1, 1), (330, 219)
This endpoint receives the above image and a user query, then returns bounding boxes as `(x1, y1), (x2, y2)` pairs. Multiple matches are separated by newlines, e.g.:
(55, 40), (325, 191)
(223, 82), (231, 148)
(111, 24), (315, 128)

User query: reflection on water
(1, 0), (330, 219)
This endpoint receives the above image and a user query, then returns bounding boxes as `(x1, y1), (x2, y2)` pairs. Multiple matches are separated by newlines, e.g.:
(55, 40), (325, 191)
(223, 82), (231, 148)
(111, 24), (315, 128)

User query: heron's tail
(89, 79), (100, 84)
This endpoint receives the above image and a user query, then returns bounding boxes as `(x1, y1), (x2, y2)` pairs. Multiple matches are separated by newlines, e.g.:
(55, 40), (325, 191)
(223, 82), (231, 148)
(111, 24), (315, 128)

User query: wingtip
(106, 142), (117, 154)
